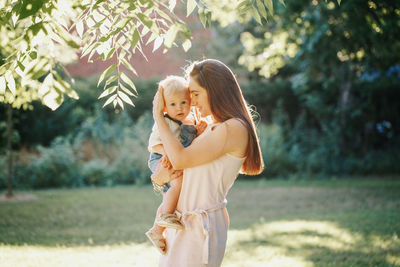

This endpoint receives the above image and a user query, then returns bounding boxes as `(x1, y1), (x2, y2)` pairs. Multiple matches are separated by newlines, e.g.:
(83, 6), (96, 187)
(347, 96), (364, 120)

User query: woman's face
(189, 77), (212, 118)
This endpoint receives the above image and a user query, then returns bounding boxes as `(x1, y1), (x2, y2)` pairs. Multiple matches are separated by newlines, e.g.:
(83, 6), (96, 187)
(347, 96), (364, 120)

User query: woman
(152, 59), (264, 267)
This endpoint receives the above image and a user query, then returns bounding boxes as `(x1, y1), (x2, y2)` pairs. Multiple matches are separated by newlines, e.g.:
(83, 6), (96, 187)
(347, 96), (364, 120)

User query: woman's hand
(152, 85), (165, 121)
(151, 161), (183, 185)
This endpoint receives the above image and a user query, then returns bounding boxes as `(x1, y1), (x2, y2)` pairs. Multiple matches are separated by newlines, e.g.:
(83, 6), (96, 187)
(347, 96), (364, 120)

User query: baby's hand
(161, 155), (173, 170)
(196, 120), (208, 136)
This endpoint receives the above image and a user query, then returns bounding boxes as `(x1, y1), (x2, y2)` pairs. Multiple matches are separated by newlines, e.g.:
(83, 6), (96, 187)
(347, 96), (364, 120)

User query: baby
(145, 75), (206, 255)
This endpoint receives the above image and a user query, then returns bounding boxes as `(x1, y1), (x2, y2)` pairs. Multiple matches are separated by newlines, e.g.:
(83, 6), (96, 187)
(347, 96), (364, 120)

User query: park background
(0, 0), (399, 266)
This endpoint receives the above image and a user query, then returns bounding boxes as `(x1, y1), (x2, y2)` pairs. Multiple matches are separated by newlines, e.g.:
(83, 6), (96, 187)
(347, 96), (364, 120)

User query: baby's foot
(145, 227), (167, 255)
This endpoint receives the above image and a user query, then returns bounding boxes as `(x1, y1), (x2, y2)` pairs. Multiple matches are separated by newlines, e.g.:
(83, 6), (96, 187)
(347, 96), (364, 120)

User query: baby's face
(164, 90), (191, 121)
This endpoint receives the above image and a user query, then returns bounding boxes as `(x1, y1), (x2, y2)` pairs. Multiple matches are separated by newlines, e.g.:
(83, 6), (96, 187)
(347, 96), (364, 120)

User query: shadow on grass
(225, 220), (400, 266)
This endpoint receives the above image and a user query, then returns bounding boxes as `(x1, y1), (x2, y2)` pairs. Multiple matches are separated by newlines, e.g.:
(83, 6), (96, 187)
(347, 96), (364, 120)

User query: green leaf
(158, 9), (172, 23)
(182, 39), (192, 52)
(97, 64), (116, 87)
(98, 85), (117, 99)
(120, 83), (137, 97)
(117, 97), (124, 110)
(153, 36), (163, 52)
(18, 0), (46, 20)
(263, 0), (273, 16)
(0, 76), (6, 94)
(120, 72), (137, 92)
(257, 0), (267, 19)
(251, 5), (262, 24)
(146, 32), (158, 45)
(114, 16), (131, 33)
(29, 51), (37, 59)
(238, 5), (252, 16)
(118, 90), (135, 106)
(337, 0), (341, 5)
(29, 21), (44, 36)
(164, 24), (178, 48)
(199, 10), (207, 27)
(5, 71), (16, 95)
(131, 28), (140, 50)
(17, 61), (25, 72)
(41, 74), (64, 111)
(187, 0), (197, 17)
(76, 20), (84, 38)
(105, 47), (116, 60)
(102, 93), (117, 108)
(121, 58), (138, 77)
(53, 24), (80, 49)
(169, 0), (176, 11)
(104, 75), (117, 87)
(81, 41), (101, 58)
(53, 72), (79, 100)
(279, 0), (286, 7)
(137, 13), (153, 29)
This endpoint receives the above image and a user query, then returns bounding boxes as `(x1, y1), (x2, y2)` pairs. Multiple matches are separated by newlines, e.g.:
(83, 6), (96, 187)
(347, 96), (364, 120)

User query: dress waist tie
(175, 200), (227, 265)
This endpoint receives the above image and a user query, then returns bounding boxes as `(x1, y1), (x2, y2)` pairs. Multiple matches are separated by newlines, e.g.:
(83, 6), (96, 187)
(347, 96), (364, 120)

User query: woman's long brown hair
(186, 59), (264, 175)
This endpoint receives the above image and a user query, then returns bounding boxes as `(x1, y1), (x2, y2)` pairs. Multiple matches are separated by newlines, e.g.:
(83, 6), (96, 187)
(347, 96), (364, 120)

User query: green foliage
(0, 0), (282, 111)
(0, 110), (154, 189)
(207, 0), (400, 176)
(22, 137), (82, 189)
(0, 0), (189, 110)
(81, 159), (110, 186)
(0, 76), (157, 148)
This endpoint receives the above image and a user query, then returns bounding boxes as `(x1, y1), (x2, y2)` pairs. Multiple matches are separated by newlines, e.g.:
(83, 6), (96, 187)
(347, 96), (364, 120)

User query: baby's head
(159, 76), (191, 121)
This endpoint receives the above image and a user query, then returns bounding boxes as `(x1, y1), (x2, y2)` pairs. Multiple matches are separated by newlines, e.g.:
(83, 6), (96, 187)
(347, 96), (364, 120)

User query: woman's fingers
(152, 86), (165, 119)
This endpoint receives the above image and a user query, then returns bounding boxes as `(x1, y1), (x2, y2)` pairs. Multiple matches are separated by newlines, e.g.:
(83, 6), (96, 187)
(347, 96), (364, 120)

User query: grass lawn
(0, 178), (399, 267)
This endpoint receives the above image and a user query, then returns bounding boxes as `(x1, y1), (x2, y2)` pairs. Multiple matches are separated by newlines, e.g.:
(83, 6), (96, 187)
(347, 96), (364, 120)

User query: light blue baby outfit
(148, 114), (197, 192)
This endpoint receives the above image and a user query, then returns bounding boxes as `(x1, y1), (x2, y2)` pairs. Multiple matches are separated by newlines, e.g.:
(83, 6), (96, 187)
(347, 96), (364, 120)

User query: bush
(81, 159), (110, 186)
(0, 110), (155, 190)
(24, 137), (82, 189)
(258, 123), (295, 177)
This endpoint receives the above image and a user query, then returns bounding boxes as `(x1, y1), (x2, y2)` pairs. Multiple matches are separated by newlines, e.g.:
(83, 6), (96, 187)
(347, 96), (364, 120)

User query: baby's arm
(150, 144), (173, 170)
(150, 144), (165, 155)
(196, 120), (208, 136)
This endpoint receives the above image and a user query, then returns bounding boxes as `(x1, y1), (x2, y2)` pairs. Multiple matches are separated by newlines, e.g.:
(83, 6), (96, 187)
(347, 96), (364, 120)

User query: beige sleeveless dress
(159, 124), (245, 267)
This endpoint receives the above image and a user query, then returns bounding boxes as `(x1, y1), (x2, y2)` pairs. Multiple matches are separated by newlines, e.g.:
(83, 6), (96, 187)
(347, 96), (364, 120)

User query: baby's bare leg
(152, 204), (165, 235)
(162, 176), (183, 214)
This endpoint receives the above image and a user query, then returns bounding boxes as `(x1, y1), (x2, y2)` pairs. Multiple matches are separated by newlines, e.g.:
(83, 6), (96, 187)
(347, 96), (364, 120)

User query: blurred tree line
(1, 0), (399, 190)
(208, 0), (400, 176)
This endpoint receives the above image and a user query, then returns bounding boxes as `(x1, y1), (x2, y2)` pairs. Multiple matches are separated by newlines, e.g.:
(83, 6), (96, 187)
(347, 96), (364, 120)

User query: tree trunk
(6, 104), (13, 198)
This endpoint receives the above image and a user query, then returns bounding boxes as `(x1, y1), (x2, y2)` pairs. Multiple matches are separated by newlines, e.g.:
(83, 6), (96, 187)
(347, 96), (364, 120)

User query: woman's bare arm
(156, 117), (248, 170)
(153, 86), (248, 170)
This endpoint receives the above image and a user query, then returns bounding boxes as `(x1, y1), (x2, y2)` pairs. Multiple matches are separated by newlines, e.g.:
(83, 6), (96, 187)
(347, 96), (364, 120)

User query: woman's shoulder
(223, 118), (248, 157)
(224, 118), (248, 133)
(212, 118), (248, 141)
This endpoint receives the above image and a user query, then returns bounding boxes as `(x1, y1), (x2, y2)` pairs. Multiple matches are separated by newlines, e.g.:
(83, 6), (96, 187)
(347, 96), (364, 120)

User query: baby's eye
(171, 103), (175, 106)
(182, 101), (187, 104)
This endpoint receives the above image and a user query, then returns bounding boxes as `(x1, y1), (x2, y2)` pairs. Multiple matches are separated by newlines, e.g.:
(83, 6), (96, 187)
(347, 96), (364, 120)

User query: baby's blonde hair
(159, 75), (188, 98)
